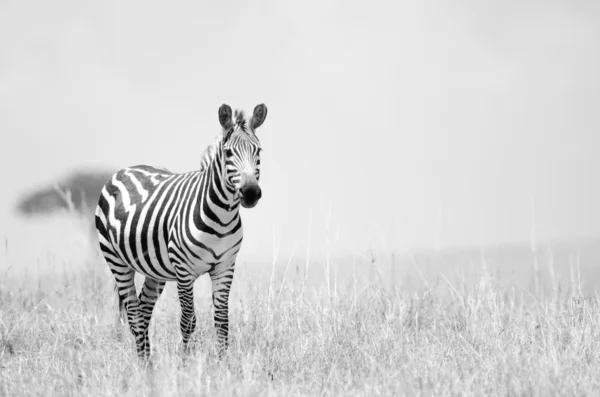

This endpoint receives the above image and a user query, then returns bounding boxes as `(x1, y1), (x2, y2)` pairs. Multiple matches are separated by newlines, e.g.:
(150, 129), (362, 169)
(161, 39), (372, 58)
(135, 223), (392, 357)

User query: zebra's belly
(117, 244), (178, 281)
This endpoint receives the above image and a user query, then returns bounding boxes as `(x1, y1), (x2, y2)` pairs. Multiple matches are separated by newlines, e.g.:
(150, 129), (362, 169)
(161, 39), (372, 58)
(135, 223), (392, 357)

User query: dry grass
(1, 213), (600, 396)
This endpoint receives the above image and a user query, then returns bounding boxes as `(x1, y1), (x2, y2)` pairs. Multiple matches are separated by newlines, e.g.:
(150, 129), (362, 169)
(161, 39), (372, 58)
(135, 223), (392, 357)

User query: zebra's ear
(250, 104), (267, 130)
(219, 104), (233, 130)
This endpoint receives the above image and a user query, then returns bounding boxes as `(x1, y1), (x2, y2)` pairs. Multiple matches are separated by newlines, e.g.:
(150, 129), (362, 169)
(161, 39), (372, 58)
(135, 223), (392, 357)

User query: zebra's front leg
(176, 279), (197, 354)
(209, 263), (235, 358)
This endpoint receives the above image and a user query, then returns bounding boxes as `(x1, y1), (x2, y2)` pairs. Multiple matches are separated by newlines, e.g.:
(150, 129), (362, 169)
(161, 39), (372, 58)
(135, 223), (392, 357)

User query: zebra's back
(95, 164), (199, 281)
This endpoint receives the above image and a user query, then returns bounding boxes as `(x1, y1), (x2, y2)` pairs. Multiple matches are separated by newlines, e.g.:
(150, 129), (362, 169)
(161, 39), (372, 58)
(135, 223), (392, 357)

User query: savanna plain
(1, 211), (600, 397)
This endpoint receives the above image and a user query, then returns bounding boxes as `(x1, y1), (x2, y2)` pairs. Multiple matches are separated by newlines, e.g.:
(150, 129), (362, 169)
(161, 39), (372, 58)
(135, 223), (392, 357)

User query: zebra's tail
(114, 282), (127, 326)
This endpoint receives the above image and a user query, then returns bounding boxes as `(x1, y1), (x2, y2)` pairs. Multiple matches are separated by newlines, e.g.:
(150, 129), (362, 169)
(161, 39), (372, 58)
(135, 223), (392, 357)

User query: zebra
(95, 103), (267, 359)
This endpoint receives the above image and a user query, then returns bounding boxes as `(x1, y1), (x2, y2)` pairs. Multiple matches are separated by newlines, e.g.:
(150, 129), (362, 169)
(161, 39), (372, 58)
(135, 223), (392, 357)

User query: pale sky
(1, 0), (599, 259)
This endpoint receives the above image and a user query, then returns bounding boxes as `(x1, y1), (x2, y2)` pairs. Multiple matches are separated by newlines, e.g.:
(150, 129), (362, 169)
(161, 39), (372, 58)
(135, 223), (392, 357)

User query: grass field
(1, 212), (600, 396)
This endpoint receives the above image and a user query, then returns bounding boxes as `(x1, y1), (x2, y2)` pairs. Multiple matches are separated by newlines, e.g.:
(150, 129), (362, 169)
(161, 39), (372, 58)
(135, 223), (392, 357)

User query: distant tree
(15, 169), (115, 219)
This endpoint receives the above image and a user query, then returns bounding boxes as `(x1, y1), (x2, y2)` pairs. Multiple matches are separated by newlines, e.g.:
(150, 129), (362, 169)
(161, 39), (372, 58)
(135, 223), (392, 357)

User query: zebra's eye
(224, 149), (233, 157)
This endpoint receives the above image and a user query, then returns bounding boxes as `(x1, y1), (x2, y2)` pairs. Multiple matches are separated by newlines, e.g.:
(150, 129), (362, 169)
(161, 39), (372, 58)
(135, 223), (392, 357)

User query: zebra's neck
(190, 141), (240, 236)
(212, 145), (239, 212)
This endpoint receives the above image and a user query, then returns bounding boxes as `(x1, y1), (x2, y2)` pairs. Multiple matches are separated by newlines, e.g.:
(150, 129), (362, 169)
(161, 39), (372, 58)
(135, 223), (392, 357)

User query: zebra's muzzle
(240, 183), (261, 209)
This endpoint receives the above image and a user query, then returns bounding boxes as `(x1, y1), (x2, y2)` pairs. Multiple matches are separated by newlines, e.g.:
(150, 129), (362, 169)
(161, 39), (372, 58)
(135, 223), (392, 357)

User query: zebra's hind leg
(107, 262), (147, 359)
(137, 277), (166, 358)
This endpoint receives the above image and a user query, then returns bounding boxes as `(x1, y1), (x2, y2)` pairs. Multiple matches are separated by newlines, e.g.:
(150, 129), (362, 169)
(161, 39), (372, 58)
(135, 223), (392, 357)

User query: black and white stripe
(95, 103), (267, 358)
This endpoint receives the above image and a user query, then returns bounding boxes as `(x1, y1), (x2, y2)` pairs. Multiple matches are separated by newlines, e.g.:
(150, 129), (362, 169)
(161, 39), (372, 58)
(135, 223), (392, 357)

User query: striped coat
(95, 104), (267, 358)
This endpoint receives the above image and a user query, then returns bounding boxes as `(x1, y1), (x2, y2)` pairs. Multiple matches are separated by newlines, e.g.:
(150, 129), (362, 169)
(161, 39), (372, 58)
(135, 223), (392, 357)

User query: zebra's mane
(198, 109), (249, 171)
(198, 142), (217, 172)
(233, 109), (247, 131)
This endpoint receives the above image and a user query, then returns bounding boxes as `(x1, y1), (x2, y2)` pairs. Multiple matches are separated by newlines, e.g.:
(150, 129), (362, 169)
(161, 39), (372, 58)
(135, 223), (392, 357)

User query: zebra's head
(218, 103), (267, 209)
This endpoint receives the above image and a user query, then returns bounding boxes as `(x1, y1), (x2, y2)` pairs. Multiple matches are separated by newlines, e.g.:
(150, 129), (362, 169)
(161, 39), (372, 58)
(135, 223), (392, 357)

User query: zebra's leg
(106, 260), (146, 358)
(137, 277), (166, 358)
(176, 278), (197, 354)
(209, 263), (236, 358)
